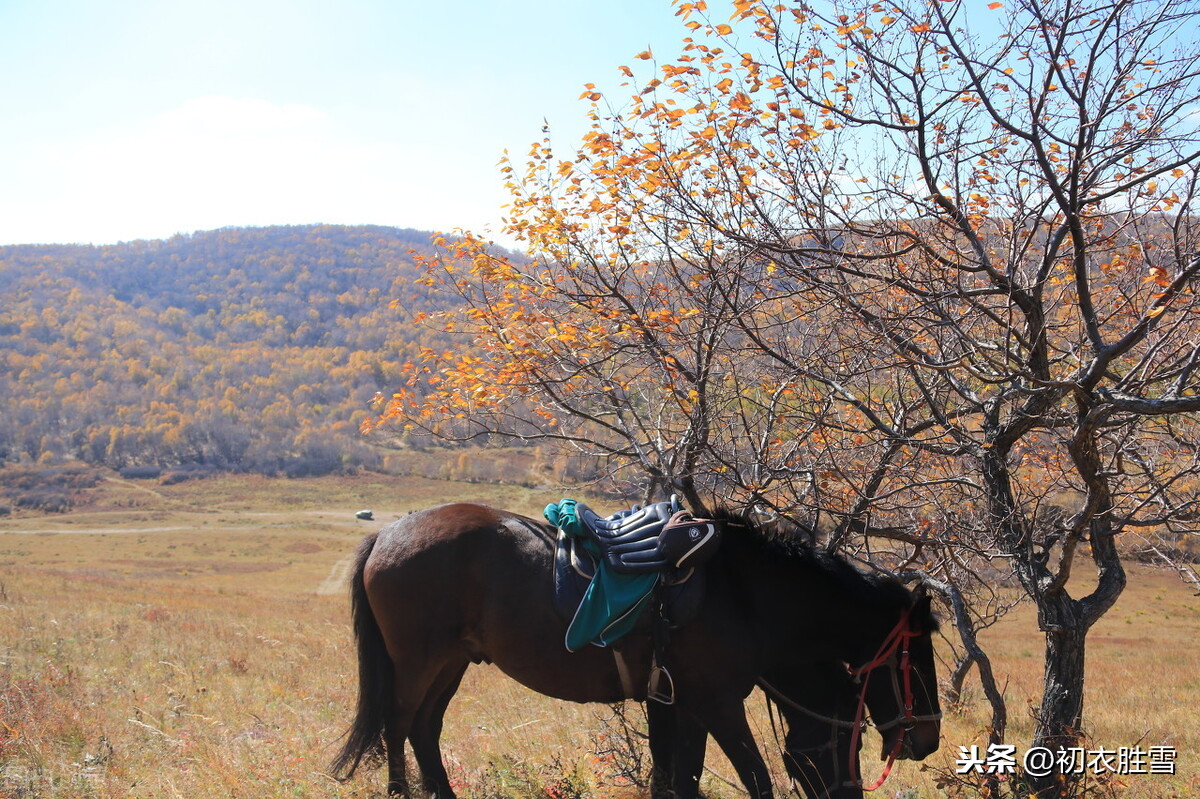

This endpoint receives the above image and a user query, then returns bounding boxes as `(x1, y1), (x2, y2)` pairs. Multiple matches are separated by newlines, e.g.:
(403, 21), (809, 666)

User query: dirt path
(317, 553), (355, 595)
(102, 476), (169, 500)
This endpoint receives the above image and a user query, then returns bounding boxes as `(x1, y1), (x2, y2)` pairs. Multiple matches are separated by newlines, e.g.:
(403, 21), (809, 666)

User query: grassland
(0, 472), (1197, 798)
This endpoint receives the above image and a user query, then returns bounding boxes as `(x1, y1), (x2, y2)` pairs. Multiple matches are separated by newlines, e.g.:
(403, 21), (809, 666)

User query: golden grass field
(1, 472), (1197, 798)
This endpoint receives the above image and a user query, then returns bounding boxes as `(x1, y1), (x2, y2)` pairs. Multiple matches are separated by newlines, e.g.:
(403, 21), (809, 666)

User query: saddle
(546, 497), (721, 653)
(576, 498), (722, 574)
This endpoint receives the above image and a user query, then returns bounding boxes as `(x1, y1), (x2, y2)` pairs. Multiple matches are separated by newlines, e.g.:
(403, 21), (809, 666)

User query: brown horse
(329, 503), (941, 798)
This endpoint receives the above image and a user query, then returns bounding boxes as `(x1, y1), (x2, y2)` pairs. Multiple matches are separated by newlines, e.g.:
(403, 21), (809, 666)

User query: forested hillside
(0, 225), (452, 477)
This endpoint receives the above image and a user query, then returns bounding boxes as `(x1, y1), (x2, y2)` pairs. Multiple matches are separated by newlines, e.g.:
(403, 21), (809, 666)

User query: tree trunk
(1028, 614), (1088, 797)
(945, 652), (973, 707)
(1033, 603), (1087, 749)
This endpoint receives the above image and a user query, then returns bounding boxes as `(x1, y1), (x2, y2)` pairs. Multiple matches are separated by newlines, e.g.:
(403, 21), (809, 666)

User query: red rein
(847, 607), (919, 791)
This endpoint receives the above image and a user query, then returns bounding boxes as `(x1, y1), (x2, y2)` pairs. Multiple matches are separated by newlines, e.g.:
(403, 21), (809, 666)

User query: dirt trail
(318, 553), (355, 595)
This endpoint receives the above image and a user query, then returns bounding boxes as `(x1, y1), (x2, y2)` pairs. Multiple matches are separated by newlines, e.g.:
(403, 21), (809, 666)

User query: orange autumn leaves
(370, 0), (1200, 520)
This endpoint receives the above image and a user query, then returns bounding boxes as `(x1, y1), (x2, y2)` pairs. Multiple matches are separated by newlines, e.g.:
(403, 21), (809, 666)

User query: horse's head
(760, 660), (865, 798)
(717, 510), (942, 770)
(853, 582), (942, 762)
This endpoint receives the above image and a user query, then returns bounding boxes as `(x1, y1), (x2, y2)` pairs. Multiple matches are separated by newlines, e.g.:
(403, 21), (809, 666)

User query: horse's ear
(909, 582), (937, 634)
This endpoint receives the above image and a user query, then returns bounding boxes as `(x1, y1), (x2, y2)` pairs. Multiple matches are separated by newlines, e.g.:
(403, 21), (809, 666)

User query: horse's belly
(482, 638), (649, 704)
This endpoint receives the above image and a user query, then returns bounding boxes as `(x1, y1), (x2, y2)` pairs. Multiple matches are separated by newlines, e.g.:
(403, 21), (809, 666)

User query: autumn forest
(0, 224), (452, 479)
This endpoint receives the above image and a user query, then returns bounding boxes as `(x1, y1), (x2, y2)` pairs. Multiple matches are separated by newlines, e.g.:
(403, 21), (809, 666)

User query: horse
(328, 503), (941, 798)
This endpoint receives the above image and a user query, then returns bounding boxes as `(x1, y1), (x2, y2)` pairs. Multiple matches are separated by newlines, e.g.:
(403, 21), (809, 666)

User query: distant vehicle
(355, 510), (374, 521)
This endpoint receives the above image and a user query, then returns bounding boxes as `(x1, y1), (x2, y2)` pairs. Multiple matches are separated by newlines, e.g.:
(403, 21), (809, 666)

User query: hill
(0, 224), (454, 479)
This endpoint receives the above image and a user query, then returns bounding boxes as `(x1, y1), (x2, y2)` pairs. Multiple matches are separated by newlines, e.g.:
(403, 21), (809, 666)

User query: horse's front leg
(690, 698), (773, 799)
(647, 702), (676, 799)
(647, 702), (708, 799)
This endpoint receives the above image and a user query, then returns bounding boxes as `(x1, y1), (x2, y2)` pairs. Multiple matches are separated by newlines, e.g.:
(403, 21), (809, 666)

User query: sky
(0, 0), (689, 247)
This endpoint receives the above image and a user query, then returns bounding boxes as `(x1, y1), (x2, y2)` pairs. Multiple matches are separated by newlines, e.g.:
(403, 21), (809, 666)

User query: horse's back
(362, 502), (553, 646)
(365, 502), (548, 585)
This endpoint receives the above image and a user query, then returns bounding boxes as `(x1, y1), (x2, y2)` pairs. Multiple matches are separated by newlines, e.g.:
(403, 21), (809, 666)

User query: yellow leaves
(715, 23), (733, 35)
(663, 63), (700, 79)
(787, 126), (820, 146)
(715, 77), (734, 93)
(635, 49), (654, 60)
(1147, 265), (1172, 288)
(988, 1), (1003, 8)
(835, 16), (865, 36)
(730, 0), (754, 17)
(729, 91), (752, 111)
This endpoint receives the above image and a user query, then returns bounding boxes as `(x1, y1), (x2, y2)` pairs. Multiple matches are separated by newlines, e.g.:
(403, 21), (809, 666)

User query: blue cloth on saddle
(545, 498), (661, 652)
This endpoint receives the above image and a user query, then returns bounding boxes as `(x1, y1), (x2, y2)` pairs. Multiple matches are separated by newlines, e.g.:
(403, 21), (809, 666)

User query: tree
(378, 1), (1200, 795)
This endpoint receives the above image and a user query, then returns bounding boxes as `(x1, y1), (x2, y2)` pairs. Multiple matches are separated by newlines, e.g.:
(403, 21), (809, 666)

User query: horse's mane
(709, 506), (937, 629)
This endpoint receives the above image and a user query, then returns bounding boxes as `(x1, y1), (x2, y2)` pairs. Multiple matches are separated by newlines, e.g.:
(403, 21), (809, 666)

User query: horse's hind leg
(384, 722), (411, 797)
(410, 660), (469, 798)
(382, 660), (457, 797)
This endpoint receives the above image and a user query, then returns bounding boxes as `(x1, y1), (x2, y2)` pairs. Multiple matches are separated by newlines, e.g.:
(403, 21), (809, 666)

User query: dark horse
(330, 503), (941, 798)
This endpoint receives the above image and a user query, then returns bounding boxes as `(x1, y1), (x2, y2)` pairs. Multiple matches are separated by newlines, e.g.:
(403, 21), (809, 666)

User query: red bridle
(756, 604), (941, 795)
(846, 606), (929, 791)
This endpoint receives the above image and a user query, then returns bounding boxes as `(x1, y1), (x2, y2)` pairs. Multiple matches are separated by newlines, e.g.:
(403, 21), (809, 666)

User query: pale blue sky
(0, 0), (688, 246)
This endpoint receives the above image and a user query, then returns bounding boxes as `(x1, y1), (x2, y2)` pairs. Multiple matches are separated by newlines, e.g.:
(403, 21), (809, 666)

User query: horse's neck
(728, 533), (898, 662)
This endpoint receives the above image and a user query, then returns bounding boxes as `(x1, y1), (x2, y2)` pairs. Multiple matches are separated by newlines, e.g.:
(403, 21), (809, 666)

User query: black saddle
(551, 498), (722, 640)
(575, 498), (722, 575)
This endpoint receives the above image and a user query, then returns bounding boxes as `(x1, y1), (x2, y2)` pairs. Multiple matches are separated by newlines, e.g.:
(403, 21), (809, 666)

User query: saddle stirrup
(647, 659), (676, 705)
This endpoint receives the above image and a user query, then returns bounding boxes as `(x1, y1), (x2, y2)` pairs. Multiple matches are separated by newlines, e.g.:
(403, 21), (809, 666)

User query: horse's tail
(329, 532), (392, 781)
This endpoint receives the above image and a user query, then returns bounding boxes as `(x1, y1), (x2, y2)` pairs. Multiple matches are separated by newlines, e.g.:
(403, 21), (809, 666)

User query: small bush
(14, 492), (71, 513)
(159, 464), (217, 485)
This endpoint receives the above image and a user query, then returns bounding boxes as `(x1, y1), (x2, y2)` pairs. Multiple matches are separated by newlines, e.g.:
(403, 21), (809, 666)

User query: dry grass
(1, 473), (1197, 797)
